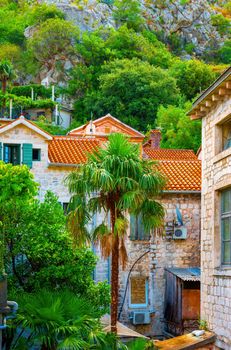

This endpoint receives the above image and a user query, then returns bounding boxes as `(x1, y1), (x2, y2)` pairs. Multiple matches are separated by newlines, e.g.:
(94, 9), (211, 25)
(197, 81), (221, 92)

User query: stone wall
(201, 95), (231, 350)
(94, 192), (201, 337)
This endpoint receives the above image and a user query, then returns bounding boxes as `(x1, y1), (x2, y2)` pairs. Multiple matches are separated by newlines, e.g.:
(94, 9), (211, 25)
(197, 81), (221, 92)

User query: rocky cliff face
(40, 0), (228, 56)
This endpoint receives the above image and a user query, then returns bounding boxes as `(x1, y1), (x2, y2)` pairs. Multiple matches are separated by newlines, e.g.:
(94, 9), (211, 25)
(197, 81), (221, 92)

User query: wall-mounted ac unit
(173, 226), (187, 239)
(131, 311), (151, 325)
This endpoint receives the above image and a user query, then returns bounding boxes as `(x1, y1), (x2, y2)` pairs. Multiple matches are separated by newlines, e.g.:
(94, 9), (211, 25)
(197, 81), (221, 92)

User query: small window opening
(32, 149), (41, 161)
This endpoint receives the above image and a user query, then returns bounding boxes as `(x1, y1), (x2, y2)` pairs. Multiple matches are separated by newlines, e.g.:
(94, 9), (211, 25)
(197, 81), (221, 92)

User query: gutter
(48, 162), (80, 167)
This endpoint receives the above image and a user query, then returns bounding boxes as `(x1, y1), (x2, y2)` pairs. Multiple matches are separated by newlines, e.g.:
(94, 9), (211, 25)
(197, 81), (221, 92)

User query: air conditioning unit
(131, 311), (151, 325)
(173, 226), (187, 239)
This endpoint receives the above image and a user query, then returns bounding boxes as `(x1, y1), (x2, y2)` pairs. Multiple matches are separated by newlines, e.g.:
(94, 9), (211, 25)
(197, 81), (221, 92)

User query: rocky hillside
(41, 0), (230, 58)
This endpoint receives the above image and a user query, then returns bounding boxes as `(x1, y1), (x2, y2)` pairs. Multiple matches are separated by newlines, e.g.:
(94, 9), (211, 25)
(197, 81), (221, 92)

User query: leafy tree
(7, 290), (111, 350)
(170, 59), (217, 100)
(28, 18), (79, 72)
(66, 133), (165, 333)
(113, 0), (144, 31)
(217, 40), (231, 64)
(0, 59), (15, 93)
(156, 103), (201, 152)
(0, 43), (21, 64)
(74, 58), (180, 129)
(5, 191), (109, 312)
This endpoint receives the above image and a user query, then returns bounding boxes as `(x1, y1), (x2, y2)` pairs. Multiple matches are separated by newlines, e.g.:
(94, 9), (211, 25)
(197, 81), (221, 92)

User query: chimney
(149, 129), (161, 148)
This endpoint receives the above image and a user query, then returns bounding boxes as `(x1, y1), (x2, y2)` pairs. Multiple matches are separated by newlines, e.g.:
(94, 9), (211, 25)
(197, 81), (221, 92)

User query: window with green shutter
(3, 144), (20, 165)
(130, 214), (150, 241)
(22, 143), (32, 168)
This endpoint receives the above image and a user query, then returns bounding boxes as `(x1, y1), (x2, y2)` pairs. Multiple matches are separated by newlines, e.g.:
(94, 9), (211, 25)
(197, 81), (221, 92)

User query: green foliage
(113, 0), (144, 31)
(27, 3), (65, 25)
(0, 162), (37, 276)
(5, 191), (109, 312)
(28, 18), (79, 70)
(217, 40), (231, 63)
(10, 84), (54, 99)
(74, 58), (179, 129)
(156, 103), (201, 152)
(170, 59), (217, 100)
(127, 338), (157, 350)
(8, 290), (110, 350)
(0, 59), (15, 93)
(211, 13), (231, 35)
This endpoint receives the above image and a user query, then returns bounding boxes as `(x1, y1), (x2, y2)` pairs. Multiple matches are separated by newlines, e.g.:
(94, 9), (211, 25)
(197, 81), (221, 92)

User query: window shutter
(130, 215), (136, 240)
(22, 143), (32, 168)
(0, 142), (2, 161)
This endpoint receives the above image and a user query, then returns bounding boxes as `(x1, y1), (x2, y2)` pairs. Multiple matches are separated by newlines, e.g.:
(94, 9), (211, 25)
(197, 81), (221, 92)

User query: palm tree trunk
(110, 207), (119, 334)
(1, 80), (7, 94)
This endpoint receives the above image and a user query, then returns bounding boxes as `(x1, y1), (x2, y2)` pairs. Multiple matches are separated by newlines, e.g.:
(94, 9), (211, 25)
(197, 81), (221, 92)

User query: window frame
(129, 276), (149, 308)
(221, 189), (231, 266)
(3, 143), (21, 165)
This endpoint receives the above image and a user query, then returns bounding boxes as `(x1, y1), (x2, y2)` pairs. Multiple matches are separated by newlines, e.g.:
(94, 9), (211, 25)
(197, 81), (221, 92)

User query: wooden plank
(219, 88), (231, 96)
(205, 101), (213, 107)
(154, 332), (216, 350)
(226, 81), (231, 89)
(211, 94), (222, 101)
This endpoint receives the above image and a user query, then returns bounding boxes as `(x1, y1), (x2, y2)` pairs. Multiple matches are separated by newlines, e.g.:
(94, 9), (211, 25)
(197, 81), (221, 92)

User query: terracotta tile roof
(143, 148), (198, 161)
(144, 148), (201, 191)
(158, 160), (201, 192)
(48, 137), (101, 164)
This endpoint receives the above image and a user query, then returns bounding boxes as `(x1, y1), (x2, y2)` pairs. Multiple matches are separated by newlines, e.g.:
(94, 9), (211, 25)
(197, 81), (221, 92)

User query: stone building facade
(0, 114), (201, 338)
(189, 67), (231, 349)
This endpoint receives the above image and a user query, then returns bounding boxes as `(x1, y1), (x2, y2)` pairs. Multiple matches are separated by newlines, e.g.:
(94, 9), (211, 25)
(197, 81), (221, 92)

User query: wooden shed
(164, 267), (200, 336)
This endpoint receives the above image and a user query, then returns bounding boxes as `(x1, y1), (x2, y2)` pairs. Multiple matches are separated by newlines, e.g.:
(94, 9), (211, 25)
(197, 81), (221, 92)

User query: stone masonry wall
(201, 95), (231, 350)
(94, 192), (201, 337)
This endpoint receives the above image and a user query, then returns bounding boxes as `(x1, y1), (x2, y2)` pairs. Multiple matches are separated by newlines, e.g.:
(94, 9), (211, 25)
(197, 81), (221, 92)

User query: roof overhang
(0, 116), (53, 140)
(188, 66), (231, 120)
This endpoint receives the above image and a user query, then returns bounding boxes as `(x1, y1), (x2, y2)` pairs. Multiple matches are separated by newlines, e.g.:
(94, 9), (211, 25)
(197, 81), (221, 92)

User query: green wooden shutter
(0, 142), (2, 161)
(130, 215), (136, 240)
(22, 143), (32, 168)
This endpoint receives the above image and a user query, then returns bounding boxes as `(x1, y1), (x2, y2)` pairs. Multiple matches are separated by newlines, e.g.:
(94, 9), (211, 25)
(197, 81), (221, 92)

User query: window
(222, 119), (231, 151)
(130, 214), (150, 241)
(62, 202), (69, 215)
(3, 144), (20, 165)
(129, 277), (148, 308)
(221, 189), (231, 265)
(32, 148), (41, 161)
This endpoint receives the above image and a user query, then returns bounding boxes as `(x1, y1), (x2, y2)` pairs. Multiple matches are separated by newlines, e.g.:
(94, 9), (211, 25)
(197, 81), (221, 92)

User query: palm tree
(0, 60), (15, 94)
(10, 289), (108, 350)
(66, 133), (165, 334)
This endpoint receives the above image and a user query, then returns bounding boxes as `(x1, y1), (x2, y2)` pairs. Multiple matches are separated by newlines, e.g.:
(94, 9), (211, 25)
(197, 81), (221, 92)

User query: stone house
(189, 66), (231, 350)
(0, 114), (201, 338)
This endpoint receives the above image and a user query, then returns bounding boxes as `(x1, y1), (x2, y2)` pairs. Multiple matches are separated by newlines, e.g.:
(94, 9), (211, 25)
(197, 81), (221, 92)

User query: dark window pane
(32, 149), (41, 161)
(222, 217), (231, 241)
(222, 242), (231, 264)
(221, 190), (231, 214)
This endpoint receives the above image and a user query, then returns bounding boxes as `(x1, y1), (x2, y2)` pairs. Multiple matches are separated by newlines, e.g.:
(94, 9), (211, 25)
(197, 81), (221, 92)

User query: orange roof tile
(48, 137), (101, 164)
(144, 148), (201, 191)
(143, 148), (198, 161)
(158, 160), (201, 192)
